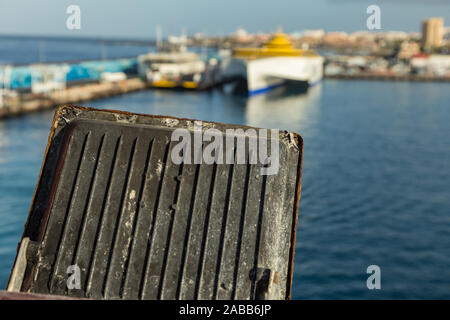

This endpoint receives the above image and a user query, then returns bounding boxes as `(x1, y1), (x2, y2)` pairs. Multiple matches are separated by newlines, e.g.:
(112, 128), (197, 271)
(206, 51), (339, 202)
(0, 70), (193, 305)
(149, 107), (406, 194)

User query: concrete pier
(325, 74), (450, 82)
(0, 78), (148, 119)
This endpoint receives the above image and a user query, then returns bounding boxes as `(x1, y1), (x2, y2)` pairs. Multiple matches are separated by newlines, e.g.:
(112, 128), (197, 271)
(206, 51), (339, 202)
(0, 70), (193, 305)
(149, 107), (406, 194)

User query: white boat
(137, 49), (218, 90)
(221, 32), (323, 95)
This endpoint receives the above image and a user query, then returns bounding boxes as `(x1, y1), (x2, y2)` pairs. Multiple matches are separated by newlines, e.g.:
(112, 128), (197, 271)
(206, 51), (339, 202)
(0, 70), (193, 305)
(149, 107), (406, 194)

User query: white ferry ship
(221, 32), (323, 95)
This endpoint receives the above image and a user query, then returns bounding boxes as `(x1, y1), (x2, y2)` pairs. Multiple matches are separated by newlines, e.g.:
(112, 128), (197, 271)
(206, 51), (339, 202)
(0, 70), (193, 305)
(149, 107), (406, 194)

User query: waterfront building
(422, 18), (444, 49)
(410, 53), (450, 76)
(301, 30), (325, 39)
(445, 27), (450, 41)
(428, 55), (450, 76)
(397, 41), (421, 60)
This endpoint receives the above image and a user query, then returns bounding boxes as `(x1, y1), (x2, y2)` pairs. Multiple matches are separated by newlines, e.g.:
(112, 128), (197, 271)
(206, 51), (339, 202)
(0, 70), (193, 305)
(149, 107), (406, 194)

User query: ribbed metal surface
(11, 105), (303, 300)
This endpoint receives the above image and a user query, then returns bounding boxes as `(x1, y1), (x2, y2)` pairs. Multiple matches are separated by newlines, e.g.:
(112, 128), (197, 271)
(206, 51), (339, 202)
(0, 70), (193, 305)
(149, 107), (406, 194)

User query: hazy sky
(0, 0), (449, 38)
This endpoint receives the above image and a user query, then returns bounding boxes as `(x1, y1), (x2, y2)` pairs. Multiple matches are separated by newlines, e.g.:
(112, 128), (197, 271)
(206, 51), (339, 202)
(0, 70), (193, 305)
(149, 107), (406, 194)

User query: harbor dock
(1, 31), (450, 121)
(0, 77), (147, 119)
(324, 73), (450, 82)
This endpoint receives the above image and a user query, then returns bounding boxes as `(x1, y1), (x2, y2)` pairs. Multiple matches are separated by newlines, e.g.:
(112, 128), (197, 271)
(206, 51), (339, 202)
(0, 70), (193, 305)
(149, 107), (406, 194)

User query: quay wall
(0, 78), (147, 119)
(325, 74), (450, 82)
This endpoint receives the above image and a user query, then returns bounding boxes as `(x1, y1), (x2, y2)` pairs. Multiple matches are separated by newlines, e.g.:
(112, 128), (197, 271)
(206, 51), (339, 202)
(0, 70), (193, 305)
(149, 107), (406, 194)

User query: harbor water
(1, 38), (450, 299)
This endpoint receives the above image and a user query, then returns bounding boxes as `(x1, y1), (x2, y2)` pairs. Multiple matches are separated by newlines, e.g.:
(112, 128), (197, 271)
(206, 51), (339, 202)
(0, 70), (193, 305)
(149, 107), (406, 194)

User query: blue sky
(0, 0), (449, 38)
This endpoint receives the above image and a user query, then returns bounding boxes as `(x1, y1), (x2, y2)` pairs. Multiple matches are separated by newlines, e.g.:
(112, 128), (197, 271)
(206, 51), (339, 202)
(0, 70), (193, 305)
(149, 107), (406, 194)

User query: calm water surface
(1, 38), (450, 299)
(0, 36), (151, 64)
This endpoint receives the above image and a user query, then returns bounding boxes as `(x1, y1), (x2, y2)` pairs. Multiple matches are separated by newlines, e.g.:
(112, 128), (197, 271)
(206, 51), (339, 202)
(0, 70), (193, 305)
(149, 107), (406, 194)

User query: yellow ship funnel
(233, 32), (317, 58)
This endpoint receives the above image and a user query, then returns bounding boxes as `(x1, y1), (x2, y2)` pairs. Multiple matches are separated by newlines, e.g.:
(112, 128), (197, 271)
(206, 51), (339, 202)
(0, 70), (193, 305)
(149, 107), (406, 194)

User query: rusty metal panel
(8, 105), (303, 300)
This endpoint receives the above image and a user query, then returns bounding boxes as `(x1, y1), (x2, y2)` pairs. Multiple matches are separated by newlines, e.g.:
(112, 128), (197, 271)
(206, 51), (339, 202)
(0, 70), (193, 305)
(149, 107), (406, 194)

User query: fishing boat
(221, 32), (323, 95)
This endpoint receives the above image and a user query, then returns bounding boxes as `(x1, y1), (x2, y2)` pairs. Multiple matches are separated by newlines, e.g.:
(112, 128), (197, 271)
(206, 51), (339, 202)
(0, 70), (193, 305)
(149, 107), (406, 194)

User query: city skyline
(0, 0), (449, 39)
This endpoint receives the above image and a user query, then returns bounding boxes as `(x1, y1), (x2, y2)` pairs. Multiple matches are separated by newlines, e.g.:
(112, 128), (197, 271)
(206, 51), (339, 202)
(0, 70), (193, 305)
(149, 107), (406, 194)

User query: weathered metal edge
(7, 106), (63, 291)
(7, 238), (30, 292)
(285, 133), (303, 300)
(0, 290), (86, 300)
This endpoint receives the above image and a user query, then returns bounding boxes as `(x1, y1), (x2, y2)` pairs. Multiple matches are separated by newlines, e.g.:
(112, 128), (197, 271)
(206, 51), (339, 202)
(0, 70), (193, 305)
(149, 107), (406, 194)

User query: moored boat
(137, 49), (218, 90)
(220, 32), (324, 95)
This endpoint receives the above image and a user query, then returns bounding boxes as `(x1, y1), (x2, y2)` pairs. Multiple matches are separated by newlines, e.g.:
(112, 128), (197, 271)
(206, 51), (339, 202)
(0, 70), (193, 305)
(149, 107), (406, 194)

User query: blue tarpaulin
(4, 58), (137, 90)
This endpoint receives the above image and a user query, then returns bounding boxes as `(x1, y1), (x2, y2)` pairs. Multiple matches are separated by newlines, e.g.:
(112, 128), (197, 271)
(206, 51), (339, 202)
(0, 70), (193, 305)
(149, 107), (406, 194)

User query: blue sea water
(0, 35), (151, 65)
(1, 37), (450, 299)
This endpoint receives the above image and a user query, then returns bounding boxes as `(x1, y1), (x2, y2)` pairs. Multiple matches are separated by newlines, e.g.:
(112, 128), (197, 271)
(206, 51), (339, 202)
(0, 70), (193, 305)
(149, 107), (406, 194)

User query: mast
(156, 25), (163, 52)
